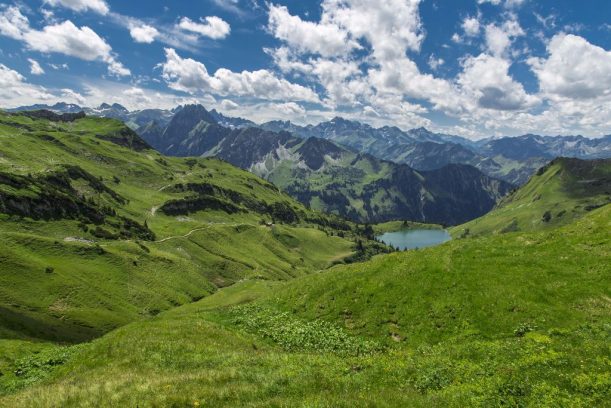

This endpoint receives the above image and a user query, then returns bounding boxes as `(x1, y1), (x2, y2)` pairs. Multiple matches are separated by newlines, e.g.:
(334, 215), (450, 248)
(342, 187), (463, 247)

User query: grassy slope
(451, 157), (610, 237)
(266, 145), (396, 220)
(0, 112), (358, 342)
(1, 205), (608, 407)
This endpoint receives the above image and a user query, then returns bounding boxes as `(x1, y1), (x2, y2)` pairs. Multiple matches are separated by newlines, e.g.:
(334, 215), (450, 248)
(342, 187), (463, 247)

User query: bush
(45, 266), (54, 274)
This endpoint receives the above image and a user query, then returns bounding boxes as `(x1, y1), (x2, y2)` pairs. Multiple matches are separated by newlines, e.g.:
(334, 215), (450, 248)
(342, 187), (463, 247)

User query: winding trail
(156, 226), (214, 243)
(155, 222), (247, 243)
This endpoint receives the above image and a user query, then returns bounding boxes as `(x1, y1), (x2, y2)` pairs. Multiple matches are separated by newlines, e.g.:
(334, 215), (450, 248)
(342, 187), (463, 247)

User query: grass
(0, 111), (370, 342)
(451, 157), (610, 237)
(0, 112), (609, 406)
(0, 205), (608, 407)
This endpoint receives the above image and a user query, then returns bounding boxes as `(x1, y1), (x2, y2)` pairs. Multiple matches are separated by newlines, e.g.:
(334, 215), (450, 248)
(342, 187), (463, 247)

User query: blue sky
(0, 0), (609, 138)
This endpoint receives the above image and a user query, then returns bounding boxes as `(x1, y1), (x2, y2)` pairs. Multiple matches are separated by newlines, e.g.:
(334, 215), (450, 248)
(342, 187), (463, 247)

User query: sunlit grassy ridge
(0, 111), (368, 342)
(451, 157), (610, 237)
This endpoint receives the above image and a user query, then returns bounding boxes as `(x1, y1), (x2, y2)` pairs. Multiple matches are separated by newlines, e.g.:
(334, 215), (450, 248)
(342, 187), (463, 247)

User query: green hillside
(0, 111), (379, 342)
(452, 157), (611, 237)
(1, 205), (608, 407)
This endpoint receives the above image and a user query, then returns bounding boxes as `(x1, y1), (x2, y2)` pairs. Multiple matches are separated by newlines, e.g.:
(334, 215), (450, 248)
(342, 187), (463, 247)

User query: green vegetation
(452, 157), (610, 237)
(0, 204), (608, 406)
(0, 111), (609, 407)
(0, 111), (384, 343)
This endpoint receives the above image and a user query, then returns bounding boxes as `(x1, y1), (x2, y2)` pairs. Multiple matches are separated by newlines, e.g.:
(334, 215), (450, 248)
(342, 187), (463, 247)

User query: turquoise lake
(377, 229), (451, 250)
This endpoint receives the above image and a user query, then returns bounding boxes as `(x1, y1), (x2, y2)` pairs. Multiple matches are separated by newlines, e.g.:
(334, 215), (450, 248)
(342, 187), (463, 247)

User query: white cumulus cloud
(462, 16), (480, 37)
(159, 48), (319, 102)
(177, 16), (230, 40)
(458, 53), (539, 111)
(130, 24), (159, 44)
(0, 64), (54, 106)
(0, 7), (129, 77)
(267, 4), (358, 57)
(528, 34), (611, 100)
(28, 58), (45, 75)
(44, 0), (109, 15)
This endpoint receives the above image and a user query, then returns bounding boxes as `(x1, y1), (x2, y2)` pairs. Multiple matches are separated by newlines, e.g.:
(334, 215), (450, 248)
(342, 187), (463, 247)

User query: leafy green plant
(228, 304), (382, 356)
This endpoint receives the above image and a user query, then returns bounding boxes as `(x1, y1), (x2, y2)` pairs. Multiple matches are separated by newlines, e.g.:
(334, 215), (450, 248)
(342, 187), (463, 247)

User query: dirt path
(156, 226), (215, 243)
(155, 222), (250, 243)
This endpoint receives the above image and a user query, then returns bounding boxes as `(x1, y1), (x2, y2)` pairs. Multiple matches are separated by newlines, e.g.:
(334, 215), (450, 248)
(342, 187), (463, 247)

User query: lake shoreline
(372, 220), (443, 235)
(377, 229), (451, 250)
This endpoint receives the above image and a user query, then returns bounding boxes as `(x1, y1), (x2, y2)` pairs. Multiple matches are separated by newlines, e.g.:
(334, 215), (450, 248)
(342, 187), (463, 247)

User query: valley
(0, 104), (609, 408)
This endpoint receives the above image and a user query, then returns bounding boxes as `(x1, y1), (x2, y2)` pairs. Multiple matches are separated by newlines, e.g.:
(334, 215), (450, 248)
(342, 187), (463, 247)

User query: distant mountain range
(8, 102), (610, 224)
(135, 105), (512, 225)
(260, 117), (611, 185)
(10, 102), (610, 186)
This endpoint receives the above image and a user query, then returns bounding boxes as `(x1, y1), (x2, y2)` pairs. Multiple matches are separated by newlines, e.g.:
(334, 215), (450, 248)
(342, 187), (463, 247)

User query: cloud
(267, 46), (362, 107)
(28, 58), (45, 75)
(324, 0), (424, 60)
(220, 99), (239, 110)
(0, 6), (29, 40)
(77, 80), (213, 110)
(61, 88), (86, 104)
(0, 8), (129, 77)
(428, 55), (444, 71)
(272, 102), (306, 115)
(177, 16), (230, 40)
(267, 4), (358, 57)
(0, 64), (54, 106)
(484, 18), (524, 57)
(24, 20), (130, 76)
(130, 24), (159, 43)
(43, 0), (109, 15)
(211, 0), (249, 18)
(458, 54), (539, 111)
(528, 34), (611, 100)
(462, 16), (480, 37)
(478, 0), (525, 8)
(265, 0), (433, 118)
(159, 48), (319, 102)
(50, 62), (69, 70)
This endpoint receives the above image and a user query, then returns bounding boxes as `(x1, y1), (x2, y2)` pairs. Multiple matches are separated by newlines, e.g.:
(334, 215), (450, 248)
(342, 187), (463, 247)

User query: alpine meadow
(0, 0), (609, 407)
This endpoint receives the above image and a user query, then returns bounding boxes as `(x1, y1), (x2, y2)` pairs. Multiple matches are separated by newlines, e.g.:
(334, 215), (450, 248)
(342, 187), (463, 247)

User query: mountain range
(136, 105), (512, 225)
(260, 117), (611, 184)
(11, 102), (610, 187)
